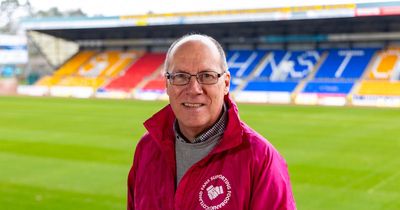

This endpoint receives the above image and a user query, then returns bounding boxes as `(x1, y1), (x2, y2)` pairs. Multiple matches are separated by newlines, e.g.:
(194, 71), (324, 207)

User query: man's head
(164, 34), (230, 140)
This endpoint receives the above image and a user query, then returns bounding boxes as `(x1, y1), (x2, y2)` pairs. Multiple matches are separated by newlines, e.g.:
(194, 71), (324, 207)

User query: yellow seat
(54, 51), (96, 76)
(369, 50), (399, 79)
(358, 80), (400, 96)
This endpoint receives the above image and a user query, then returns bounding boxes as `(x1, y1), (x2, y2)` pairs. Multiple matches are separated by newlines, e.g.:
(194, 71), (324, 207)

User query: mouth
(182, 102), (205, 108)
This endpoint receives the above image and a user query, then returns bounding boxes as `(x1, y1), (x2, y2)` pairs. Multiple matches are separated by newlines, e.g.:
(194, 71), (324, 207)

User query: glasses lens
(171, 73), (190, 85)
(198, 72), (219, 84)
(167, 71), (224, 85)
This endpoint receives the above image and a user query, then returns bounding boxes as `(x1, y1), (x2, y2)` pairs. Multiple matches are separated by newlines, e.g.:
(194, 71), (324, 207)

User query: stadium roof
(21, 1), (400, 44)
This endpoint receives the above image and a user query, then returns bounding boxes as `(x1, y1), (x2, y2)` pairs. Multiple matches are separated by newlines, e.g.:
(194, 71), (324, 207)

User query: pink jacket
(127, 96), (296, 210)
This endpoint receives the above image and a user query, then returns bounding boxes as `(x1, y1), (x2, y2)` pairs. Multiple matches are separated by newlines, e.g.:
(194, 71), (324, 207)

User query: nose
(186, 76), (203, 94)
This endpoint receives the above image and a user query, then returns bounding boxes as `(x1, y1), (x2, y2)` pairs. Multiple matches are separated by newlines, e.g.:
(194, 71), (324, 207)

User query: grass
(0, 96), (399, 209)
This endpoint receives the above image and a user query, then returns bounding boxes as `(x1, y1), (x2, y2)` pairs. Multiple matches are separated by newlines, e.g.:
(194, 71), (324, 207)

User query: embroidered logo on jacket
(199, 174), (231, 209)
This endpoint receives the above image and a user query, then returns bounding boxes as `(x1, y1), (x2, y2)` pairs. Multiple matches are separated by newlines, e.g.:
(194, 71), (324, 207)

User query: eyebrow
(172, 70), (188, 73)
(171, 69), (218, 74)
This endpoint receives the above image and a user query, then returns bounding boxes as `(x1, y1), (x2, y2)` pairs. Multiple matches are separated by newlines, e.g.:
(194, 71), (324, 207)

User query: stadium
(1, 1), (400, 209)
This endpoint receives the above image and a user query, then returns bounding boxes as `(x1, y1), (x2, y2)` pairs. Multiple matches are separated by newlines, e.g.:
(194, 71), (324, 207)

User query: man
(127, 34), (296, 210)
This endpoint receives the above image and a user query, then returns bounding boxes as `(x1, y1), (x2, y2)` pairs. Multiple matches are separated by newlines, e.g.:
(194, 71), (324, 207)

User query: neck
(179, 126), (203, 143)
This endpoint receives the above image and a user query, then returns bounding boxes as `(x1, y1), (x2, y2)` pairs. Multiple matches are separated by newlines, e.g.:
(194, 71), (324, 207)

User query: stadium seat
(257, 50), (321, 80)
(302, 81), (355, 95)
(104, 53), (166, 92)
(356, 47), (400, 97)
(226, 50), (267, 78)
(315, 48), (377, 79)
(357, 80), (400, 96)
(244, 80), (298, 92)
(233, 49), (321, 95)
(35, 50), (96, 86)
(142, 76), (166, 92)
(54, 50), (97, 76)
(369, 49), (400, 80)
(36, 50), (140, 89)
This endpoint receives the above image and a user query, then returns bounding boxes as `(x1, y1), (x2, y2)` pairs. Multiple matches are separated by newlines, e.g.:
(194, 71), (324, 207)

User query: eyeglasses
(165, 71), (226, 86)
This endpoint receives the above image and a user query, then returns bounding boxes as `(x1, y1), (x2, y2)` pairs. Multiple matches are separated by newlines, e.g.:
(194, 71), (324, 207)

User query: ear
(163, 67), (170, 95)
(166, 79), (171, 96)
(164, 71), (170, 96)
(223, 71), (230, 95)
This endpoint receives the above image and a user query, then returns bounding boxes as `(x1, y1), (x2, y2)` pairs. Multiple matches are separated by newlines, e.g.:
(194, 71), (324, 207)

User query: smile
(182, 103), (204, 108)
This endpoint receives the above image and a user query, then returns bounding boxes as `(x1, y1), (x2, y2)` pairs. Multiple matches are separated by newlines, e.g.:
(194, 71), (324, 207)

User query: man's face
(166, 40), (230, 137)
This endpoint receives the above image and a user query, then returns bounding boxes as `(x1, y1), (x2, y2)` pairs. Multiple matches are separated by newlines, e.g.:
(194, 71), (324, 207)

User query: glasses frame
(165, 71), (226, 86)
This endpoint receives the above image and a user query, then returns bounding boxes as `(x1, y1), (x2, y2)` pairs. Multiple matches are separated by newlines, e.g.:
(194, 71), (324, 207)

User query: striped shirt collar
(174, 103), (228, 144)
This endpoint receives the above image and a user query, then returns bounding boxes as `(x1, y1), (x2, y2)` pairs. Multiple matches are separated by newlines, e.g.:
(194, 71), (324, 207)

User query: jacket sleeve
(127, 140), (143, 210)
(249, 147), (296, 210)
(127, 164), (135, 210)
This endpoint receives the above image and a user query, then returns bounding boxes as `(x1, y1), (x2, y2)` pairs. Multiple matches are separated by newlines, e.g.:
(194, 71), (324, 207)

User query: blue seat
(226, 50), (267, 78)
(258, 50), (321, 80)
(244, 81), (298, 92)
(315, 48), (377, 79)
(302, 81), (355, 94)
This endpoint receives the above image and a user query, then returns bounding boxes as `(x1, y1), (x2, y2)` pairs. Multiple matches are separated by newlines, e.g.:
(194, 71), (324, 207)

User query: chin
(181, 118), (210, 129)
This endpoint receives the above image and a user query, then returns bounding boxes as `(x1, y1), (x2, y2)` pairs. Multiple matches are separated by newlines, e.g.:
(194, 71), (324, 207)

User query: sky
(26, 0), (398, 16)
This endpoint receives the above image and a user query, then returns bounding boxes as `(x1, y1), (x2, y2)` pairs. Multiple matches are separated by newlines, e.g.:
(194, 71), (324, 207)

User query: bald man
(127, 34), (296, 210)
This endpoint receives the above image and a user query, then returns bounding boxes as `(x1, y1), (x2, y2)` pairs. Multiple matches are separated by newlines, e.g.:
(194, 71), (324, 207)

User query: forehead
(169, 40), (221, 72)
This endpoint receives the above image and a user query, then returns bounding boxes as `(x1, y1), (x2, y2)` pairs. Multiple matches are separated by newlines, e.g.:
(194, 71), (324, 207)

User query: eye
(200, 72), (216, 79)
(173, 73), (189, 79)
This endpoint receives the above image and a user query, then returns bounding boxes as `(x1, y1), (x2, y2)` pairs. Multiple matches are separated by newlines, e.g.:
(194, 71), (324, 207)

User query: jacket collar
(143, 94), (243, 154)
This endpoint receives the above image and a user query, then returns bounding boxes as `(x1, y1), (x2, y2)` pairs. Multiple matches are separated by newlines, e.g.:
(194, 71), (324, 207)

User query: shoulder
(137, 132), (154, 148)
(133, 132), (158, 161)
(135, 131), (161, 151)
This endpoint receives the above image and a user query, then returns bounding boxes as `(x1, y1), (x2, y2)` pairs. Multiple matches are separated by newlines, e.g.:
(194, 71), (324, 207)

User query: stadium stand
(302, 81), (355, 95)
(35, 50), (140, 89)
(35, 50), (96, 86)
(257, 50), (321, 79)
(57, 50), (139, 88)
(104, 53), (166, 92)
(34, 47), (399, 106)
(227, 50), (267, 91)
(314, 48), (377, 79)
(32, 50), (144, 98)
(141, 75), (166, 92)
(368, 48), (400, 80)
(227, 50), (267, 78)
(354, 47), (400, 106)
(19, 2), (400, 107)
(243, 50), (321, 89)
(303, 49), (376, 91)
(234, 50), (322, 103)
(244, 80), (298, 92)
(295, 48), (378, 106)
(358, 80), (400, 96)
(133, 73), (167, 100)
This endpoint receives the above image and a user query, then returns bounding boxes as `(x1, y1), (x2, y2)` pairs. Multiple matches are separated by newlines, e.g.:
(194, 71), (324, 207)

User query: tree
(35, 7), (87, 18)
(65, 9), (86, 17)
(0, 0), (32, 33)
(0, 0), (87, 33)
(35, 7), (63, 17)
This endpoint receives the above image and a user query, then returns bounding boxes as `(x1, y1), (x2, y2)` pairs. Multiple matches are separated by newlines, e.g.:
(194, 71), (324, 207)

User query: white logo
(207, 185), (224, 200)
(199, 174), (231, 209)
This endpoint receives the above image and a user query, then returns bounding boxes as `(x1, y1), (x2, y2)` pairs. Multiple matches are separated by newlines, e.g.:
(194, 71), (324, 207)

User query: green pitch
(0, 96), (399, 210)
